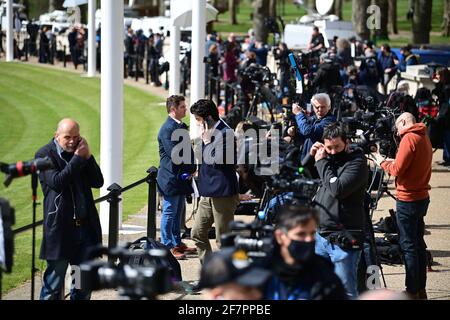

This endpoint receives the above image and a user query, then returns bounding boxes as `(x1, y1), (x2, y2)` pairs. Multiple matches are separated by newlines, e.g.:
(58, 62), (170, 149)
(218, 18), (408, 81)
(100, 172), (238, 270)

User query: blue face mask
(288, 239), (316, 264)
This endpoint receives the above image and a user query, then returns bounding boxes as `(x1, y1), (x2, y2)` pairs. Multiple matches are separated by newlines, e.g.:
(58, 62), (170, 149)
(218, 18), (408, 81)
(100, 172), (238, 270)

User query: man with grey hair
(293, 93), (336, 163)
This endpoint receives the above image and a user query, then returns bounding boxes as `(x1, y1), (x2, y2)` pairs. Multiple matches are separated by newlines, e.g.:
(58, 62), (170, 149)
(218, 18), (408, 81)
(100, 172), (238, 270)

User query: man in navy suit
(190, 99), (240, 262)
(157, 95), (197, 260)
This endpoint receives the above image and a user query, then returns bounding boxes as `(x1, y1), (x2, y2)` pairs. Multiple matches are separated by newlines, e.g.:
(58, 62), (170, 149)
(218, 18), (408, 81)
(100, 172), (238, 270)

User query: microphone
(0, 157), (54, 187)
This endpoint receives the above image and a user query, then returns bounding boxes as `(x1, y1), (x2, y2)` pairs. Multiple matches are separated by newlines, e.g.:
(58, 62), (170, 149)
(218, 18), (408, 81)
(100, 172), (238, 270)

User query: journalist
(190, 99), (240, 262)
(293, 93), (336, 163)
(157, 95), (197, 260)
(265, 205), (347, 300)
(310, 123), (368, 299)
(35, 119), (103, 300)
(373, 112), (432, 299)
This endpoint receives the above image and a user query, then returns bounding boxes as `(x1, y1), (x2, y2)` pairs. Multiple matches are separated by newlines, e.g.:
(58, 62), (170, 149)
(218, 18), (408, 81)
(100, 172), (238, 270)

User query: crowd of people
(28, 25), (450, 301)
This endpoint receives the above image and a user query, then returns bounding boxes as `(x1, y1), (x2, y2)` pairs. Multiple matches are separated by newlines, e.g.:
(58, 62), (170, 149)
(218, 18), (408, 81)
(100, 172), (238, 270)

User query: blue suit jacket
(198, 120), (238, 197)
(296, 112), (336, 162)
(157, 117), (196, 196)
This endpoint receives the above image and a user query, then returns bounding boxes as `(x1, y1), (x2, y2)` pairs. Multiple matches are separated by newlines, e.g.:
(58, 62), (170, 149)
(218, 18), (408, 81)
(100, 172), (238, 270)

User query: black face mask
(287, 239), (316, 264)
(329, 145), (348, 162)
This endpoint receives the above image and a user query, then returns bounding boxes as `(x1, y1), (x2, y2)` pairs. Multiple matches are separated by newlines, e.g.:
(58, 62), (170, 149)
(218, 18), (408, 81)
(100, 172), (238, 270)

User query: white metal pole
(169, 25), (181, 96)
(6, 0), (13, 62)
(87, 0), (97, 77)
(100, 0), (124, 234)
(189, 0), (206, 138)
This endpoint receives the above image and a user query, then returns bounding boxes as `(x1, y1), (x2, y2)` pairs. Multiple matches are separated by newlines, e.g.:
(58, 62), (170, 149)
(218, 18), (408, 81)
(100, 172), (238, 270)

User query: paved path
(2, 55), (450, 300)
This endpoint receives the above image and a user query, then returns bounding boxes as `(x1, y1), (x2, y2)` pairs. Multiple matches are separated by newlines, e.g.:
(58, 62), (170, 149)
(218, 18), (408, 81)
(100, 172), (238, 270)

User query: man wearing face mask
(310, 123), (368, 299)
(265, 205), (347, 300)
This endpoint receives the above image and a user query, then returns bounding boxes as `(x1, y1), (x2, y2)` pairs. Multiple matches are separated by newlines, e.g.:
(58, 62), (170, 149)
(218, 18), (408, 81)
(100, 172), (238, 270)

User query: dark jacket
(35, 140), (103, 260)
(314, 149), (368, 232)
(157, 117), (196, 196)
(264, 248), (347, 300)
(311, 62), (343, 93)
(198, 119), (238, 197)
(296, 112), (336, 162)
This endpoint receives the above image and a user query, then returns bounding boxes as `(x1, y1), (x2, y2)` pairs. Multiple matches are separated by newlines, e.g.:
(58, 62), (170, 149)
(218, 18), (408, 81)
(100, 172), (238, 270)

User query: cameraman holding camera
(310, 123), (368, 299)
(293, 93), (336, 163)
(265, 205), (347, 300)
(373, 112), (432, 299)
(35, 119), (104, 300)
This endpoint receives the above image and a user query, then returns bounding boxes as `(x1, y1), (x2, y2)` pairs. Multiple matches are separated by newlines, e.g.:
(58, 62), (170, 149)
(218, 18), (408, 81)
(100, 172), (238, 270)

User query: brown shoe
(176, 243), (197, 254)
(170, 248), (186, 260)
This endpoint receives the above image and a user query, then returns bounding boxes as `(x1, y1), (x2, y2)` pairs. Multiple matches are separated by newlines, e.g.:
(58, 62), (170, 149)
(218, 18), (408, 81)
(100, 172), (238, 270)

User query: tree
(330, 0), (343, 19)
(269, 0), (277, 17)
(229, 0), (237, 25)
(49, 0), (55, 12)
(442, 0), (450, 36)
(373, 0), (389, 39)
(253, 0), (270, 43)
(388, 0), (398, 34)
(411, 0), (433, 44)
(352, 0), (370, 40)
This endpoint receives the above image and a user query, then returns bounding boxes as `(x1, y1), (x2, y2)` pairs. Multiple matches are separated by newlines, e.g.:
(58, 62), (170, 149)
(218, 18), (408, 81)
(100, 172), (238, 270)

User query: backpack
(123, 237), (183, 282)
(415, 88), (438, 121)
(365, 58), (379, 80)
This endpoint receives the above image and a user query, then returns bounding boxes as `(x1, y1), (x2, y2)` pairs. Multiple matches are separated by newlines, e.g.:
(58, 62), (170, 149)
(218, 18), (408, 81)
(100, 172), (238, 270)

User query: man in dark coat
(190, 99), (240, 262)
(310, 123), (368, 299)
(35, 118), (103, 300)
(157, 95), (197, 260)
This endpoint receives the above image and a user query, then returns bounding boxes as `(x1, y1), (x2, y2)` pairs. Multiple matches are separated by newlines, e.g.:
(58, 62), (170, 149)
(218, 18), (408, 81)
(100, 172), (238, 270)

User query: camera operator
(307, 26), (325, 56)
(265, 205), (347, 300)
(190, 100), (240, 263)
(273, 42), (291, 99)
(196, 247), (272, 300)
(292, 93), (336, 164)
(311, 53), (343, 94)
(249, 41), (269, 67)
(35, 118), (104, 300)
(372, 112), (432, 299)
(310, 123), (368, 299)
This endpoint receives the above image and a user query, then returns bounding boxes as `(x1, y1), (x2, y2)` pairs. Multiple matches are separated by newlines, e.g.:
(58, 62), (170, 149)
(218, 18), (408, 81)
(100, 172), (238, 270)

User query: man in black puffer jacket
(311, 54), (343, 93)
(310, 123), (368, 299)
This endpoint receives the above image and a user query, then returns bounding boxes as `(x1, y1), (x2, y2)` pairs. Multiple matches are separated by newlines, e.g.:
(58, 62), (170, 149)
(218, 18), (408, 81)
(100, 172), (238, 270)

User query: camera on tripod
(80, 245), (173, 300)
(341, 110), (397, 157)
(220, 220), (274, 262)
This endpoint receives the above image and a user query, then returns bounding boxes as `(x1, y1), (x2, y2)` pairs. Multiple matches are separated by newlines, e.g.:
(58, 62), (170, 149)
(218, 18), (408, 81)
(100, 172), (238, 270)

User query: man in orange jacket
(372, 112), (432, 299)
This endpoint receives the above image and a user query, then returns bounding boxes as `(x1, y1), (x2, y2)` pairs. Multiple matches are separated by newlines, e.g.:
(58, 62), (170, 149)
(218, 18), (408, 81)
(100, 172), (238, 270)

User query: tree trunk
(253, 0), (270, 43)
(412, 0), (433, 44)
(442, 0), (450, 36)
(229, 0), (237, 25)
(352, 0), (370, 40)
(373, 0), (389, 39)
(269, 0), (277, 17)
(388, 0), (398, 34)
(330, 0), (343, 19)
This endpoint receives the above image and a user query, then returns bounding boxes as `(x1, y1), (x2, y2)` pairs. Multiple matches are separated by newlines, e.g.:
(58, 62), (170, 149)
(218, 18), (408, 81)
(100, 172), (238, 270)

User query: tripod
(363, 165), (397, 289)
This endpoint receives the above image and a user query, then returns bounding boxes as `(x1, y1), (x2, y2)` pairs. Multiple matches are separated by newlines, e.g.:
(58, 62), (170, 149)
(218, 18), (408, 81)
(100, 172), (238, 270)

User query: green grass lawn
(214, 0), (448, 46)
(0, 62), (166, 294)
